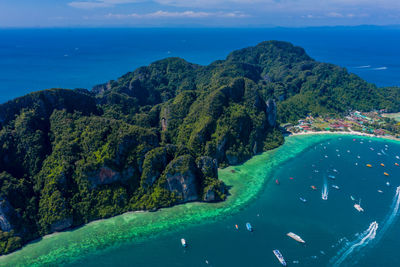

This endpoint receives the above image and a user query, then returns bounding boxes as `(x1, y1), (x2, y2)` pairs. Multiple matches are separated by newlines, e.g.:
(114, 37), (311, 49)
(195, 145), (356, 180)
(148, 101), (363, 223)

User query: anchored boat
(181, 238), (187, 247)
(273, 250), (287, 266)
(299, 197), (307, 203)
(246, 222), (253, 232)
(287, 232), (306, 243)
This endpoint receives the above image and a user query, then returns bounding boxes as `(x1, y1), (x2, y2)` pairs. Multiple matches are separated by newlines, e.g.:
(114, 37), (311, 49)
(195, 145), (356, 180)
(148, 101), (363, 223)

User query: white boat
(386, 181), (390, 186)
(378, 190), (383, 193)
(299, 197), (307, 203)
(181, 238), (187, 247)
(273, 250), (287, 266)
(354, 204), (364, 212)
(350, 196), (355, 201)
(332, 185), (340, 190)
(287, 232), (305, 243)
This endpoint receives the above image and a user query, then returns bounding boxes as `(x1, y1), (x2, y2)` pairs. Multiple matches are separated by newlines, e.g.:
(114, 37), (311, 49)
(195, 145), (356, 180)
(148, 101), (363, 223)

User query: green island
(0, 41), (399, 255)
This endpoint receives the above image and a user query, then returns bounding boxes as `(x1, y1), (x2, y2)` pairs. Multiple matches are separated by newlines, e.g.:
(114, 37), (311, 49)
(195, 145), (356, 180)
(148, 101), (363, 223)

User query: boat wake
(373, 66), (388, 70)
(375, 186), (400, 242)
(330, 221), (378, 266)
(321, 180), (328, 200)
(354, 65), (371, 69)
(330, 186), (400, 266)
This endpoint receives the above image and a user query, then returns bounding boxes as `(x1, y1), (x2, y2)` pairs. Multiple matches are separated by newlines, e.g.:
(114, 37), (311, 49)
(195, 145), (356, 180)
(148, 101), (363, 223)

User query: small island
(0, 41), (399, 254)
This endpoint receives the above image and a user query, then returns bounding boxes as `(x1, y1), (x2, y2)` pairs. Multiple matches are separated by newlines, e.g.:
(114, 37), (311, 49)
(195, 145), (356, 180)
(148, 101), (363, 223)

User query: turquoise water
(1, 134), (400, 266)
(1, 27), (400, 103)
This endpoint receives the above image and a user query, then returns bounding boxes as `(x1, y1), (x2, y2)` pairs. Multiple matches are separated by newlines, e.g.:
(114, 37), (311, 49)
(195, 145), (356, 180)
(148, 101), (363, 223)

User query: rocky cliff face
(0, 198), (14, 232)
(163, 155), (199, 203)
(266, 99), (277, 126)
(50, 217), (72, 232)
(88, 166), (135, 188)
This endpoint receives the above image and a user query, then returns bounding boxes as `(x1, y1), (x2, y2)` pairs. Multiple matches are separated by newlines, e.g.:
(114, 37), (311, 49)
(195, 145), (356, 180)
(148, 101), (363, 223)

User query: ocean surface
(1, 27), (400, 103)
(1, 134), (400, 266)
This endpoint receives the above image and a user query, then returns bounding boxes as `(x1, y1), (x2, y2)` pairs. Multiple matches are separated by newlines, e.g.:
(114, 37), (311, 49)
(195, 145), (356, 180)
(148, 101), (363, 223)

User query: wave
(373, 66), (388, 70)
(330, 221), (378, 266)
(354, 65), (371, 69)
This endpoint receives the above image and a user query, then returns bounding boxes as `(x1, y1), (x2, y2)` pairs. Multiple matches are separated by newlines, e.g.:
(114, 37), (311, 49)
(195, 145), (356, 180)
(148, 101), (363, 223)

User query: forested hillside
(0, 41), (398, 254)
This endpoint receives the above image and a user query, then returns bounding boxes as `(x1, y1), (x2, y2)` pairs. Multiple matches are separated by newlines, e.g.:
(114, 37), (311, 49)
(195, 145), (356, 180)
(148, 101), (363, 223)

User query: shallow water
(2, 134), (400, 266)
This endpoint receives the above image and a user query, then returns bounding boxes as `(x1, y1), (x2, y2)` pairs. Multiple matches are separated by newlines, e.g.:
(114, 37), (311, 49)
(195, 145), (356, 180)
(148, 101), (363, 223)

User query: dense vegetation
(0, 41), (398, 254)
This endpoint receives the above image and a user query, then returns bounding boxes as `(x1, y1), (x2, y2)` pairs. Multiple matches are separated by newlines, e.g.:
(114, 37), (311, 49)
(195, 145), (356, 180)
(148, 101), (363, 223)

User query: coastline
(289, 129), (400, 142)
(1, 133), (398, 267)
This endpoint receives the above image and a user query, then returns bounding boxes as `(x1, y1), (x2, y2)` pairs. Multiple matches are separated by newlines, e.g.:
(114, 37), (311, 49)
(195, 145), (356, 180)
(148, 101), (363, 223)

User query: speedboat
(273, 250), (287, 266)
(395, 163), (399, 166)
(332, 185), (340, 190)
(246, 222), (253, 232)
(378, 190), (383, 193)
(287, 232), (306, 243)
(181, 238), (187, 247)
(235, 224), (239, 230)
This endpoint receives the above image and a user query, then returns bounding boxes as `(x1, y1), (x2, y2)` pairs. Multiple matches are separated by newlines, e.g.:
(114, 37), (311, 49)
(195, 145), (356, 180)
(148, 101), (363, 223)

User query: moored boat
(181, 238), (187, 247)
(366, 164), (372, 168)
(299, 197), (307, 203)
(246, 222), (253, 232)
(384, 172), (389, 176)
(273, 249), (287, 266)
(332, 185), (340, 190)
(354, 204), (364, 212)
(275, 179), (280, 185)
(287, 232), (306, 243)
(311, 185), (317, 190)
(328, 175), (336, 179)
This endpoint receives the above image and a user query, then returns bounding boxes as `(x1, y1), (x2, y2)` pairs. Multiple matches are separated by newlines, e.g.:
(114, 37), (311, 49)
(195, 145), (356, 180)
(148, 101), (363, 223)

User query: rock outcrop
(88, 166), (134, 188)
(163, 154), (199, 202)
(0, 198), (14, 232)
(50, 217), (72, 232)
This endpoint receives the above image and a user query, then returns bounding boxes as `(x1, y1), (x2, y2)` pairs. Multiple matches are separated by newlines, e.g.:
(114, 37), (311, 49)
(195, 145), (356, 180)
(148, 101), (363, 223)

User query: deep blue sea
(1, 27), (400, 104)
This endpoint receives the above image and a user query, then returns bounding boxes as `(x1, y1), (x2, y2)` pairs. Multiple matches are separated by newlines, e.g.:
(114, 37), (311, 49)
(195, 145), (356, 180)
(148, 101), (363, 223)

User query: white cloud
(326, 12), (344, 18)
(68, 0), (143, 9)
(105, 10), (248, 19)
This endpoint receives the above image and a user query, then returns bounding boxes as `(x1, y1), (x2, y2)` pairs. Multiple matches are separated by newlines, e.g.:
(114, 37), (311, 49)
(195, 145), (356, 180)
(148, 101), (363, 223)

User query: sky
(1, 0), (400, 27)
